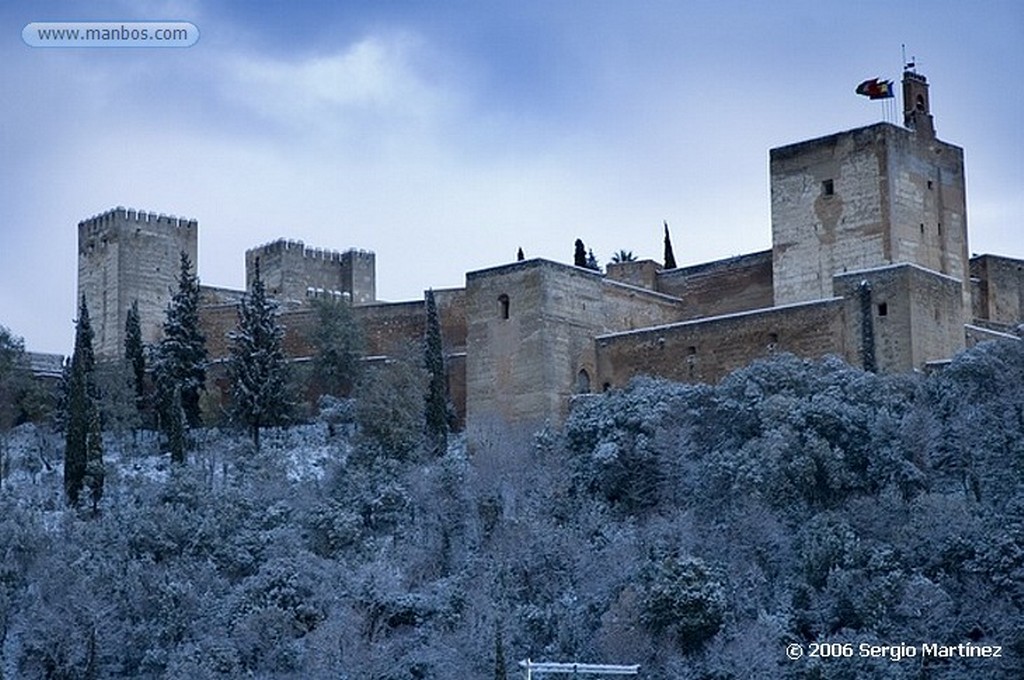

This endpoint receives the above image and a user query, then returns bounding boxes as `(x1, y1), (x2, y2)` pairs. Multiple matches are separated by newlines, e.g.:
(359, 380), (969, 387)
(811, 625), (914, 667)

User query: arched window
(576, 369), (591, 394)
(498, 294), (510, 320)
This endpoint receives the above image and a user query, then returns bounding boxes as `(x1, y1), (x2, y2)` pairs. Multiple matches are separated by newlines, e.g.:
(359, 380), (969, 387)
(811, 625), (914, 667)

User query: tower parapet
(76, 206), (198, 359)
(245, 238), (376, 304)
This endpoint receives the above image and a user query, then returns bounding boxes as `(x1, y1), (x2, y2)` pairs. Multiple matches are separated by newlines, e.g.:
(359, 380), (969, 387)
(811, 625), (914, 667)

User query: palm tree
(610, 249), (637, 264)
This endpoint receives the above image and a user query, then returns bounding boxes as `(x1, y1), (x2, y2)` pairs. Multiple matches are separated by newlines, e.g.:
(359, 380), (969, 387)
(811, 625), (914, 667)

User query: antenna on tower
(902, 44), (916, 72)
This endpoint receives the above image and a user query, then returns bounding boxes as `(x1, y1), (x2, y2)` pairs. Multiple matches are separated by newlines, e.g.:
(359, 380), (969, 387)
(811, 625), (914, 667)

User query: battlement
(246, 238), (374, 263)
(78, 206), (198, 232)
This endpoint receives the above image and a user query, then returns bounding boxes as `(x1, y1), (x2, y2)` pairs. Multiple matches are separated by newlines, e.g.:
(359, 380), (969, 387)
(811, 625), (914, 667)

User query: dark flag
(856, 78), (895, 100)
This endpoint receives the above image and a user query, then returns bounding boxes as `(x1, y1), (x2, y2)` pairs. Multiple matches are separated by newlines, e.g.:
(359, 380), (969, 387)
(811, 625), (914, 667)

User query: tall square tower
(77, 207), (198, 359)
(770, 72), (968, 319)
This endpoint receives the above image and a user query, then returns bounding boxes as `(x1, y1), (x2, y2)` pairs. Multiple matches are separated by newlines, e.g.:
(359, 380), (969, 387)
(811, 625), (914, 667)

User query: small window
(937, 223), (942, 236)
(877, 302), (888, 317)
(767, 332), (779, 353)
(498, 294), (510, 320)
(822, 179), (834, 196)
(602, 382), (612, 393)
(927, 180), (934, 190)
(920, 223), (925, 234)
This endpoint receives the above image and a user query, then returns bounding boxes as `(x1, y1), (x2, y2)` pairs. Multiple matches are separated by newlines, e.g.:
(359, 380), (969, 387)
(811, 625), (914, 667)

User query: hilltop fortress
(77, 71), (1024, 438)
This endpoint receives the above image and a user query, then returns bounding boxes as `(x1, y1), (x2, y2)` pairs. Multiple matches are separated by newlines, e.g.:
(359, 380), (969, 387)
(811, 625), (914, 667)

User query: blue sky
(2, 0), (1022, 354)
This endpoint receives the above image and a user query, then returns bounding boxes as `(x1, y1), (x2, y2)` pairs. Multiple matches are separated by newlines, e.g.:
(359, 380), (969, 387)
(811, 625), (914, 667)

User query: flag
(856, 78), (895, 100)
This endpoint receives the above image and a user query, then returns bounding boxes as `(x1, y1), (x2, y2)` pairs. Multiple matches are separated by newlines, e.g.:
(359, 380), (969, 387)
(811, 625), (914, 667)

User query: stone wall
(199, 287), (469, 423)
(465, 259), (686, 434)
(595, 297), (851, 388)
(77, 207), (197, 359)
(655, 250), (774, 319)
(971, 254), (1024, 330)
(833, 263), (965, 373)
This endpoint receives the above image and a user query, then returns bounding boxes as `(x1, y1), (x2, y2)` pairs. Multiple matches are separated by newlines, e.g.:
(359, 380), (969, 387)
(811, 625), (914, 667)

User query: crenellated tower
(77, 207), (198, 359)
(244, 239), (376, 304)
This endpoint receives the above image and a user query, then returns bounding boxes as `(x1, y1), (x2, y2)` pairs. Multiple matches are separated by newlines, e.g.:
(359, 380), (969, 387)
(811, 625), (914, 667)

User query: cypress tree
(311, 295), (364, 397)
(664, 221), (678, 269)
(154, 252), (207, 429)
(516, 247), (525, 261)
(494, 622), (507, 680)
(84, 403), (104, 513)
(64, 295), (100, 507)
(124, 299), (146, 409)
(423, 289), (448, 455)
(229, 257), (293, 450)
(574, 238), (587, 267)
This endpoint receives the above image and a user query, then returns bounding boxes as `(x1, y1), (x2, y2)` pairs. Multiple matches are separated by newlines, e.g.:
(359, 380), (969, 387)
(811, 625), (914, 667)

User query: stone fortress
(76, 70), (1024, 439)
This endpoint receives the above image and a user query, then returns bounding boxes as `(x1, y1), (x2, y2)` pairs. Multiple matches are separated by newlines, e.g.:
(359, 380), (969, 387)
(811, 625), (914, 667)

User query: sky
(1, 0), (1022, 355)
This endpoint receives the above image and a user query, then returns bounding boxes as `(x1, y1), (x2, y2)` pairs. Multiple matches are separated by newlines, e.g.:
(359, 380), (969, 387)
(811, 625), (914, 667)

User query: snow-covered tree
(0, 325), (26, 488)
(153, 252), (207, 429)
(310, 295), (363, 398)
(64, 295), (103, 508)
(229, 257), (293, 450)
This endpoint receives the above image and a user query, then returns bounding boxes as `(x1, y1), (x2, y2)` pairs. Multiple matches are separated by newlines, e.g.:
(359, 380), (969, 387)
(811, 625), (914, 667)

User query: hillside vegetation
(2, 341), (1023, 678)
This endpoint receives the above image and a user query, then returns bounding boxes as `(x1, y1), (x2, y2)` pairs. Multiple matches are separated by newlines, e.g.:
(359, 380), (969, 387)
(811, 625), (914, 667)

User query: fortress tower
(770, 70), (968, 314)
(244, 239), (376, 305)
(77, 207), (198, 359)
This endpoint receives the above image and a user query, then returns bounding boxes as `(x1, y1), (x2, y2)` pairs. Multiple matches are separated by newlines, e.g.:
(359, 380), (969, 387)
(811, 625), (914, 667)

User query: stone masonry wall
(595, 297), (851, 388)
(466, 259), (686, 434)
(655, 250), (774, 320)
(199, 287), (468, 422)
(971, 255), (1024, 330)
(833, 263), (964, 373)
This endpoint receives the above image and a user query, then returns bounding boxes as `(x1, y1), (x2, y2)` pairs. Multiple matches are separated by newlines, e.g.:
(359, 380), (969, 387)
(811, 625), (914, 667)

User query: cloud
(220, 33), (454, 137)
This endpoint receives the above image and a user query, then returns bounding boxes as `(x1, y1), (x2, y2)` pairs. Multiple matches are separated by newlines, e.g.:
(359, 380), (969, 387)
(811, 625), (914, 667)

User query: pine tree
(311, 296), (364, 397)
(124, 299), (146, 409)
(574, 238), (587, 267)
(586, 248), (600, 271)
(423, 289), (448, 455)
(64, 295), (101, 507)
(154, 252), (207, 429)
(663, 221), (677, 269)
(229, 257), (293, 450)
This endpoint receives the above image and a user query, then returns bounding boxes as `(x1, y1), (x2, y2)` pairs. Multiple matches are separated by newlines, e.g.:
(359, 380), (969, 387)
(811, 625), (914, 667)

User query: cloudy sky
(2, 0), (1022, 354)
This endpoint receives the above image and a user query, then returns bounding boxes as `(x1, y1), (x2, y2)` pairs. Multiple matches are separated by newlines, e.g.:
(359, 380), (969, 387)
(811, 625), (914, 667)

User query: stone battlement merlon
(77, 206), (198, 232)
(246, 238), (374, 261)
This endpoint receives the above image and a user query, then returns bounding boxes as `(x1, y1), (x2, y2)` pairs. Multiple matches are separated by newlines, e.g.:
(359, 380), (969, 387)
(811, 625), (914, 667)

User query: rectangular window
(877, 302), (888, 317)
(822, 179), (834, 196)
